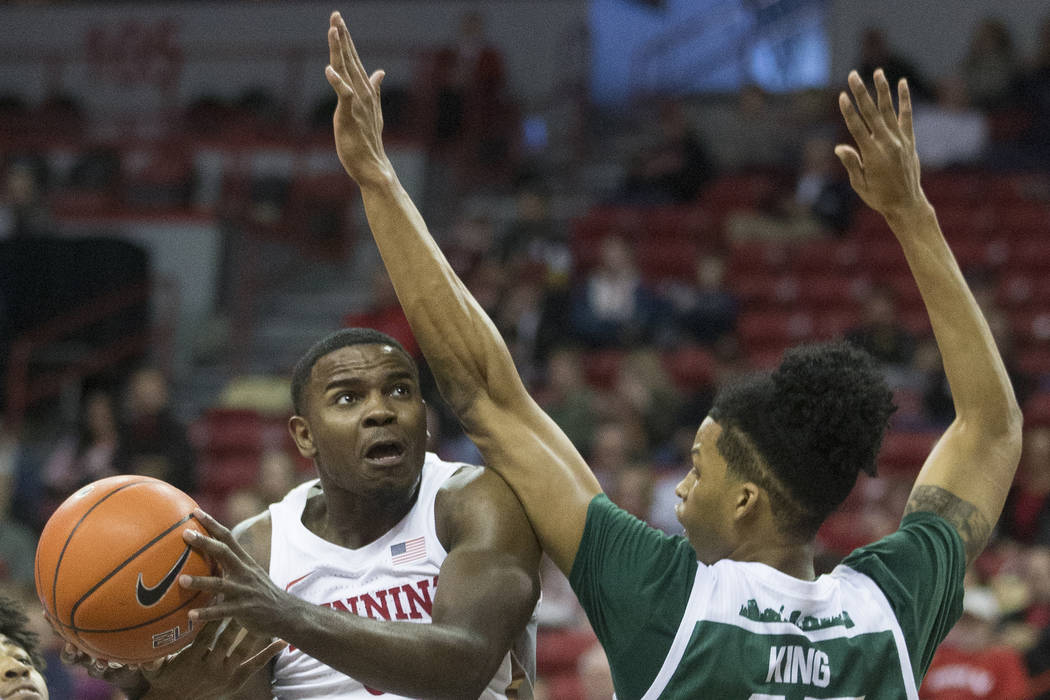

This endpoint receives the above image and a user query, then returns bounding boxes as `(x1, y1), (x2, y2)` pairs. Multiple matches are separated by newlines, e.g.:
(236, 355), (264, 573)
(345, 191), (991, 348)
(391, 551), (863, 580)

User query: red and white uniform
(268, 452), (534, 699)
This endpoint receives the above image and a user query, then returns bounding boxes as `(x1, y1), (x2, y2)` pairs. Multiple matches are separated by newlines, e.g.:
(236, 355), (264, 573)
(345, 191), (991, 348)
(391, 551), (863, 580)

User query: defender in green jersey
(323, 11), (1022, 698)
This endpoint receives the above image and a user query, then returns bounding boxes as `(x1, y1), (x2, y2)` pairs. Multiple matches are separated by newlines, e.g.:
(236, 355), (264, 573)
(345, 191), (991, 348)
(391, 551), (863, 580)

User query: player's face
(299, 344), (428, 500)
(0, 635), (48, 700)
(674, 417), (739, 563)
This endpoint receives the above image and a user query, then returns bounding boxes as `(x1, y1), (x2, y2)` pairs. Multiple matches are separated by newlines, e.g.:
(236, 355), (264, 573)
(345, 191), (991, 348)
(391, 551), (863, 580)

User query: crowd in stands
(3, 11), (1050, 699)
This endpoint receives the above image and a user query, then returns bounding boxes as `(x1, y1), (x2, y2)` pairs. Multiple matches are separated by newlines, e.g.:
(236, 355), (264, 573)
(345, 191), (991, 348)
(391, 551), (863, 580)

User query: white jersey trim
(638, 560), (919, 700)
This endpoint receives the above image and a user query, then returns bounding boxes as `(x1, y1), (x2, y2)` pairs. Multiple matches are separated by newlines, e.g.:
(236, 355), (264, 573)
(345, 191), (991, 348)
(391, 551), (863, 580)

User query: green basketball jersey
(569, 495), (965, 700)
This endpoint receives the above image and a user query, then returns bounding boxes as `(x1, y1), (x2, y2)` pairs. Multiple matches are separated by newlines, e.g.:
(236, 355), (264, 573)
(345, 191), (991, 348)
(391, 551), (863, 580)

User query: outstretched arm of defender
(837, 69), (1022, 565)
(324, 12), (600, 574)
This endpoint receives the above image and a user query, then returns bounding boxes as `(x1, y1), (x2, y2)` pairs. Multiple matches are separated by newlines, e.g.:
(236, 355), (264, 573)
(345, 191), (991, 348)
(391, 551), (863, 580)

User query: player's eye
(391, 383), (412, 397)
(336, 392), (359, 405)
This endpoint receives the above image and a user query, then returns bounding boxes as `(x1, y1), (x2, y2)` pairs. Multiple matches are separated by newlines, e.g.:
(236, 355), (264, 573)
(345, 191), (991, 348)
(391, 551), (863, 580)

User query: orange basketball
(35, 475), (216, 664)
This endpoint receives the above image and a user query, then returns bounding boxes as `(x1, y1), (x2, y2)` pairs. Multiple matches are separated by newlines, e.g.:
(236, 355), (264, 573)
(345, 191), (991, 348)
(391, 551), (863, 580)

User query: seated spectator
(857, 27), (934, 102)
(1018, 16), (1050, 158)
(726, 134), (855, 240)
(705, 84), (792, 170)
(961, 17), (1021, 110)
(0, 447), (35, 589)
(921, 586), (1030, 699)
(663, 253), (739, 345)
(535, 347), (601, 456)
(619, 99), (715, 204)
(568, 235), (670, 348)
(611, 348), (684, 450)
(845, 285), (916, 367)
(257, 448), (300, 505)
(0, 158), (53, 239)
(116, 367), (196, 493)
(577, 641), (615, 700)
(42, 390), (121, 506)
(497, 176), (571, 288)
(912, 75), (989, 169)
(1001, 427), (1050, 546)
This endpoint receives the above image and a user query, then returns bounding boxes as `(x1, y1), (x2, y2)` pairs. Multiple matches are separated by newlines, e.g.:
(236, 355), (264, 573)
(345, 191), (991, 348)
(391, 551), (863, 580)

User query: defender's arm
(324, 11), (600, 573)
(837, 70), (1022, 565)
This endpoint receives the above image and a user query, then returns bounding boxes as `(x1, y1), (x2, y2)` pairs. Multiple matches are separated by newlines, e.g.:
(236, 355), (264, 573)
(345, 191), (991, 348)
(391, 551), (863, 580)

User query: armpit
(903, 485), (991, 565)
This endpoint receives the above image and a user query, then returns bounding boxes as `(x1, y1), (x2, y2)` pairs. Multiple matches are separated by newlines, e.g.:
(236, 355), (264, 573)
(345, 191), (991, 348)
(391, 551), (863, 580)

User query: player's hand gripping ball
(35, 475), (216, 664)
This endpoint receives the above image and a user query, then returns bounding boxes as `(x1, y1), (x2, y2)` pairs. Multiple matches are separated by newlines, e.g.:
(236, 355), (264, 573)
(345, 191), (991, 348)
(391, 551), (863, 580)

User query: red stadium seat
(197, 453), (261, 497)
(581, 349), (626, 390)
(663, 346), (717, 390)
(737, 311), (816, 350)
(791, 240), (862, 274)
(1023, 393), (1050, 428)
(796, 274), (868, 309)
(536, 628), (598, 676)
(1017, 348), (1050, 379)
(192, 408), (264, 455)
(877, 431), (939, 477)
(730, 273), (799, 308)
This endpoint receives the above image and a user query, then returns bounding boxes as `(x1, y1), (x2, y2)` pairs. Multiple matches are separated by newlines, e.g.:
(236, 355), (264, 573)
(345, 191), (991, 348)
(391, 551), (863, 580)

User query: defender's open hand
(836, 69), (928, 220)
(325, 11), (391, 189)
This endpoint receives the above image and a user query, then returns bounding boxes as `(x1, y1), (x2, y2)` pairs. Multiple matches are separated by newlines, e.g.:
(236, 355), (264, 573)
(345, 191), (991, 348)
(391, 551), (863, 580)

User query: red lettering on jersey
(361, 590), (391, 620)
(388, 585), (410, 620)
(402, 579), (433, 619)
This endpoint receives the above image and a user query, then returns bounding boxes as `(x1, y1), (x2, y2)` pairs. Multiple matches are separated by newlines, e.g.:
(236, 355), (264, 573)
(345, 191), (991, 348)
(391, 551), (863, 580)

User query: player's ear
(733, 481), (762, 522)
(289, 415), (317, 458)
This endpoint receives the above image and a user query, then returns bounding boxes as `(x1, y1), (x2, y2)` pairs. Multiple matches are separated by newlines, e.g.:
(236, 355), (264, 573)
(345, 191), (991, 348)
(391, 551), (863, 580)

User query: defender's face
(299, 344), (428, 500)
(0, 635), (48, 700)
(674, 417), (738, 564)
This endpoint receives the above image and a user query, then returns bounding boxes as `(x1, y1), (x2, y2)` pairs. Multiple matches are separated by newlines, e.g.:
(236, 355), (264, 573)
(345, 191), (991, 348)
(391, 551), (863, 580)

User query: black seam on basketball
(51, 479), (153, 625)
(69, 512), (195, 631)
(65, 589), (207, 634)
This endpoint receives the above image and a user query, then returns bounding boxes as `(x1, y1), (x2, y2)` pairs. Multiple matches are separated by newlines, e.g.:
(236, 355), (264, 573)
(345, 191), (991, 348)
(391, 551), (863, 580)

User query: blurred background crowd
(2, 0), (1050, 697)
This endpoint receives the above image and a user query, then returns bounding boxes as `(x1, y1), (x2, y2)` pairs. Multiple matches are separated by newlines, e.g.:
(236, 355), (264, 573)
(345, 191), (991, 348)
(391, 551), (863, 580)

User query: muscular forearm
(269, 596), (495, 698)
(884, 200), (1021, 432)
(358, 176), (518, 414)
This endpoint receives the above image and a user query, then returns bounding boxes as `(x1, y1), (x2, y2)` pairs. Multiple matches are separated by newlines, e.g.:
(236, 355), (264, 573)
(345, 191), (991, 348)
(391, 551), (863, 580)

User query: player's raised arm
(323, 11), (599, 573)
(837, 69), (1022, 565)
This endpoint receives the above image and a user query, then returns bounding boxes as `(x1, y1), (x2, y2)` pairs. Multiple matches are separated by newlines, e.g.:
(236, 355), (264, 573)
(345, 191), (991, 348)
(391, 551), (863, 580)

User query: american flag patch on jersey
(390, 536), (426, 565)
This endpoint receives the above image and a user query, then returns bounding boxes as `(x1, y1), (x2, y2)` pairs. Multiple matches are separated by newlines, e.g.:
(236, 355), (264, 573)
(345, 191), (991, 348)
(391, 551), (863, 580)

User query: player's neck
(303, 481), (420, 550)
(732, 538), (816, 581)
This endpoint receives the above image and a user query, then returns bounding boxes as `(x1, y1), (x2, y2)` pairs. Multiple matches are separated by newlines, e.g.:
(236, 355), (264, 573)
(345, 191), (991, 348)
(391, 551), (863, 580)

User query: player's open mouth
(364, 440), (406, 466)
(6, 685), (46, 699)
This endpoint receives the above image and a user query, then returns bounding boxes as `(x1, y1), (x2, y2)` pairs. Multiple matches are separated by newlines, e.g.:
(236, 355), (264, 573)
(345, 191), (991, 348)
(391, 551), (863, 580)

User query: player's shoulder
(231, 509), (273, 569)
(437, 461), (515, 509)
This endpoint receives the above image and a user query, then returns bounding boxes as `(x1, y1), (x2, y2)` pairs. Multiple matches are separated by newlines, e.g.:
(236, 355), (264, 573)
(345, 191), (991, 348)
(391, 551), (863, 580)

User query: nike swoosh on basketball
(136, 545), (192, 607)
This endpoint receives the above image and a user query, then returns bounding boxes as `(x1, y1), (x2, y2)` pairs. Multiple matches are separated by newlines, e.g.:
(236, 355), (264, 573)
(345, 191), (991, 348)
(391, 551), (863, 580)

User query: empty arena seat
(663, 346), (717, 390)
(791, 240), (862, 274)
(737, 311), (816, 349)
(536, 628), (598, 676)
(581, 349), (625, 389)
(1023, 392), (1050, 428)
(877, 431), (939, 476)
(730, 273), (798, 307)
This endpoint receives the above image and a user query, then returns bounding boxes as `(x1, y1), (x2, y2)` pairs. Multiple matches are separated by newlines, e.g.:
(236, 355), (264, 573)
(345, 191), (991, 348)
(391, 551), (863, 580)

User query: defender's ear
(732, 481), (763, 522)
(289, 415), (317, 459)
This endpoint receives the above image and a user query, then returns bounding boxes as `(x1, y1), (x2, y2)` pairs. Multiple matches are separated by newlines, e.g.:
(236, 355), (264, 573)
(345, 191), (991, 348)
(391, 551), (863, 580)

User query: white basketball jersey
(268, 452), (529, 699)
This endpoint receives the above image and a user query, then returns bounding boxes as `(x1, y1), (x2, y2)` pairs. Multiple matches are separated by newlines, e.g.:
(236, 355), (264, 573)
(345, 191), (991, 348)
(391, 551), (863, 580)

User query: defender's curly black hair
(0, 595), (45, 671)
(710, 342), (896, 539)
(291, 328), (415, 414)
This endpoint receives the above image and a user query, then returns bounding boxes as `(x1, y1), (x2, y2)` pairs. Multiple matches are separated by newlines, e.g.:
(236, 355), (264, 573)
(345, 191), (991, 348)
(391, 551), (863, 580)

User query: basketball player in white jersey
(179, 327), (541, 699)
(318, 11), (1022, 700)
